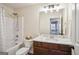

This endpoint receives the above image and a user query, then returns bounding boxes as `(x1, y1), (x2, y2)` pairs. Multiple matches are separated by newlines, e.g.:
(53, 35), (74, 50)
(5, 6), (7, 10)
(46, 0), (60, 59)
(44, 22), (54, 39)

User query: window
(50, 18), (59, 35)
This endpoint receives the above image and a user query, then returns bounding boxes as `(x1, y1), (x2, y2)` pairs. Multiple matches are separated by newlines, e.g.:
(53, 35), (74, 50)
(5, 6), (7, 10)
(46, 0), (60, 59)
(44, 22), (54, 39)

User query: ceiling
(3, 3), (56, 9)
(3, 3), (38, 9)
(3, 3), (62, 9)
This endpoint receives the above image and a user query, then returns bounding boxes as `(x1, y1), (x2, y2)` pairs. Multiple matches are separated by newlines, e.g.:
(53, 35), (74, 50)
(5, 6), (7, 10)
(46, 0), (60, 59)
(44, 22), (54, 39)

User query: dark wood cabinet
(33, 41), (74, 55)
(34, 47), (49, 55)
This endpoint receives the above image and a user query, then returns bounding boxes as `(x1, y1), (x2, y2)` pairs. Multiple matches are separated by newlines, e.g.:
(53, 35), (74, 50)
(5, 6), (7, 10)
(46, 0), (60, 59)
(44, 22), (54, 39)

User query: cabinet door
(58, 44), (72, 52)
(49, 43), (59, 50)
(49, 50), (66, 55)
(33, 41), (42, 47)
(34, 47), (49, 55)
(49, 49), (70, 55)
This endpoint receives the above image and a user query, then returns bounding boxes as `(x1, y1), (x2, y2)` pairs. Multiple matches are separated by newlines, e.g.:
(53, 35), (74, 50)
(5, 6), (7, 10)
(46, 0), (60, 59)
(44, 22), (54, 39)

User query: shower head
(13, 13), (18, 16)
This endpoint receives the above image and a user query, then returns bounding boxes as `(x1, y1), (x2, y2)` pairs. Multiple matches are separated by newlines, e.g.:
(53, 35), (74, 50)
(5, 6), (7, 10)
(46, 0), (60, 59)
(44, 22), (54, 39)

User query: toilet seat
(16, 47), (30, 55)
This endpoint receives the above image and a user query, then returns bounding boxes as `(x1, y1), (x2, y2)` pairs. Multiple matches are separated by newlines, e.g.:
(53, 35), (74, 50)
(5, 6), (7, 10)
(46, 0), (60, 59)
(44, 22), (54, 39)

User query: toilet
(16, 39), (32, 55)
(16, 47), (30, 55)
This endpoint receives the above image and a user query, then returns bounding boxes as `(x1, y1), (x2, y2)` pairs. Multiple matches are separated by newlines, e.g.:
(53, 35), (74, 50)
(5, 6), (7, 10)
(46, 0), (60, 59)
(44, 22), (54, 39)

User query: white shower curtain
(0, 7), (24, 54)
(0, 8), (17, 52)
(3, 10), (16, 51)
(0, 7), (3, 52)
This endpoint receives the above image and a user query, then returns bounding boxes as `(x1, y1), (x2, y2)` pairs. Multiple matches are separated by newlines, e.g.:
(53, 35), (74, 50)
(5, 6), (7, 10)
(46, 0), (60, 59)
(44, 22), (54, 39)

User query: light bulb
(44, 10), (48, 13)
(56, 9), (59, 12)
(50, 8), (53, 12)
(59, 5), (63, 9)
(43, 7), (49, 13)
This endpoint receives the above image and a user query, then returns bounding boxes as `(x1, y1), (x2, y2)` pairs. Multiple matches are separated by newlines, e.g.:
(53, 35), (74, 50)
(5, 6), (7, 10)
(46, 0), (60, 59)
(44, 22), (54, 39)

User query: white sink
(33, 34), (73, 46)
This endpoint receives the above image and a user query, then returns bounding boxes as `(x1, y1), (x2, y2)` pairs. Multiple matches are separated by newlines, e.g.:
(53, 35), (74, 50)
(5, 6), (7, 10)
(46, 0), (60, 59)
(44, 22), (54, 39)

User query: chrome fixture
(40, 4), (64, 13)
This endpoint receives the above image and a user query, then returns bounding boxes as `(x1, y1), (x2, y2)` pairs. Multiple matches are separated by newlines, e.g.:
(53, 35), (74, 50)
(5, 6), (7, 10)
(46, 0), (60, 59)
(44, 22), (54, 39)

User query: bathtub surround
(6, 42), (23, 55)
(15, 39), (33, 55)
(0, 4), (24, 54)
(0, 7), (2, 52)
(0, 4), (15, 52)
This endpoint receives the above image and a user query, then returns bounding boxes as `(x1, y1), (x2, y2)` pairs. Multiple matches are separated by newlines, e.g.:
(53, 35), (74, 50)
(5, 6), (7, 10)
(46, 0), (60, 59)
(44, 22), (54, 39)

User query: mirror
(39, 3), (73, 37)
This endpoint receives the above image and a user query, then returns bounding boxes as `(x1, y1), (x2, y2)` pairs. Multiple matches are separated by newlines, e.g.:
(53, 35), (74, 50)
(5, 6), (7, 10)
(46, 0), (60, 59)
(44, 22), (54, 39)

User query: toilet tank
(23, 39), (33, 48)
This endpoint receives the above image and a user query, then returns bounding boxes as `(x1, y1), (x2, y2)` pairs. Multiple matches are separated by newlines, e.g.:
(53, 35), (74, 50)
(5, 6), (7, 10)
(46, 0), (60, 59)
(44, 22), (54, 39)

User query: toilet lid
(16, 47), (30, 55)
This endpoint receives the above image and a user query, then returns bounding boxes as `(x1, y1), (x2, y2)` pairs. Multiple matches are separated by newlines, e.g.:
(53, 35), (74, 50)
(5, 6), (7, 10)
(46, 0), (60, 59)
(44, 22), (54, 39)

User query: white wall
(18, 5), (40, 38)
(76, 4), (79, 43)
(67, 4), (74, 39)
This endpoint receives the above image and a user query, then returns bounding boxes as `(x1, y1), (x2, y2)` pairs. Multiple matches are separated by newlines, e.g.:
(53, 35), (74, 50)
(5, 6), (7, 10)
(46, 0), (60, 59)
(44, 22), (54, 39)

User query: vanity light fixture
(40, 4), (64, 13)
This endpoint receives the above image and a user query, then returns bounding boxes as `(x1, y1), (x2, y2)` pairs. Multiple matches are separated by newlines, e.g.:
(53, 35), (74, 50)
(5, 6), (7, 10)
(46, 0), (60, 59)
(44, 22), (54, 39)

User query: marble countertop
(33, 34), (74, 46)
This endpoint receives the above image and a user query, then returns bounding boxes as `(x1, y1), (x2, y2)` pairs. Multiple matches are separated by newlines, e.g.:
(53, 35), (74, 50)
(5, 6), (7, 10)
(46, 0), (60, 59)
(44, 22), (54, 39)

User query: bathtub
(6, 42), (23, 55)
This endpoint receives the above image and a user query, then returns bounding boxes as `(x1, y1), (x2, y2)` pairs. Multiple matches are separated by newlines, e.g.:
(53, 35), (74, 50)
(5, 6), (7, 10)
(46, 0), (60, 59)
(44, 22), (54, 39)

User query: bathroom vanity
(33, 35), (74, 55)
(37, 3), (74, 55)
(33, 41), (73, 55)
